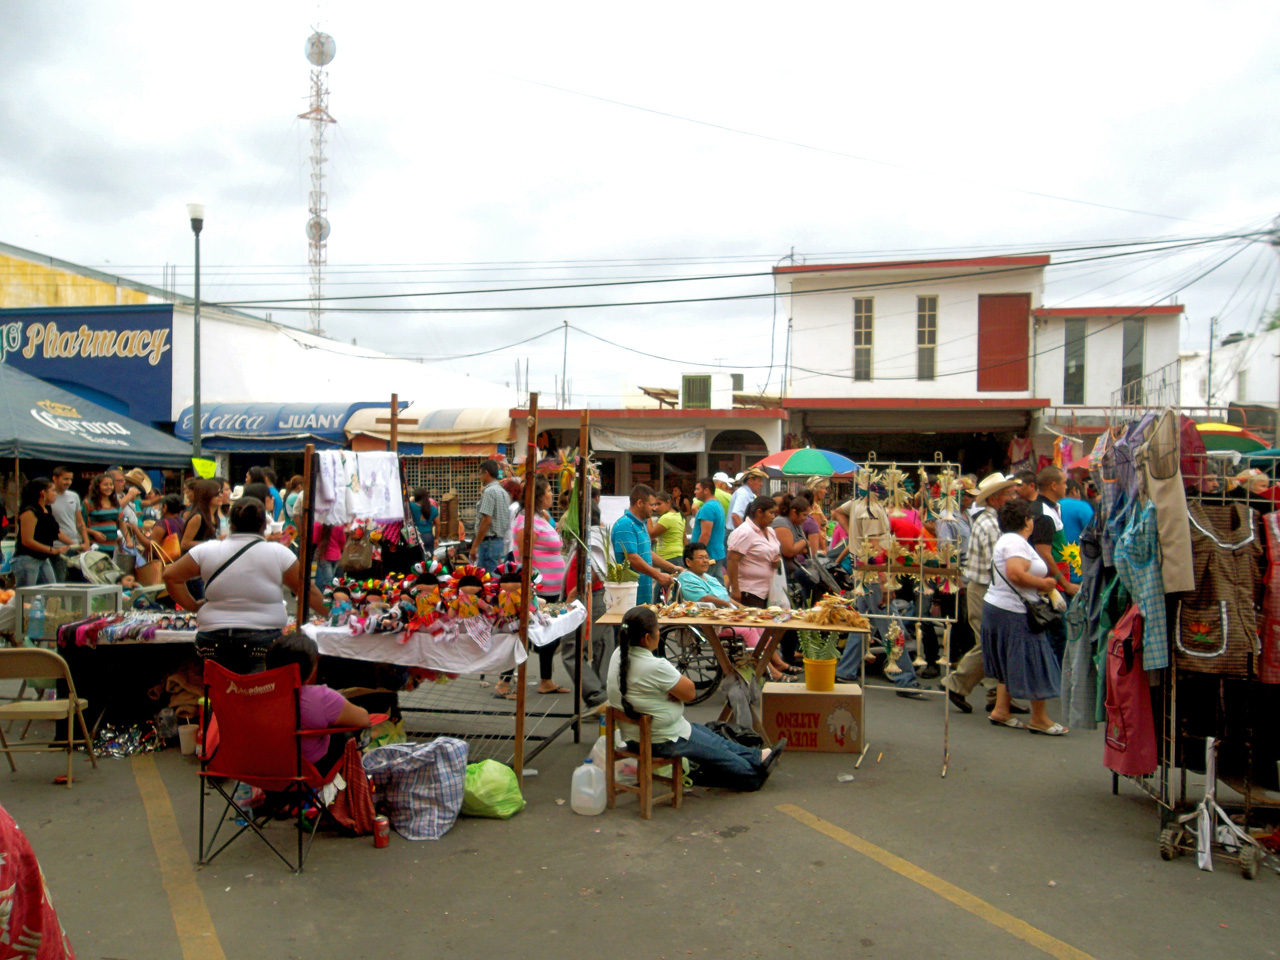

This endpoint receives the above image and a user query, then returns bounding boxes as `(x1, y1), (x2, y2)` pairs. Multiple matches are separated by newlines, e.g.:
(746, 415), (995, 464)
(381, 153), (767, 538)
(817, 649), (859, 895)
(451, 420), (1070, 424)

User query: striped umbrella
(751, 447), (859, 478)
(1195, 422), (1269, 454)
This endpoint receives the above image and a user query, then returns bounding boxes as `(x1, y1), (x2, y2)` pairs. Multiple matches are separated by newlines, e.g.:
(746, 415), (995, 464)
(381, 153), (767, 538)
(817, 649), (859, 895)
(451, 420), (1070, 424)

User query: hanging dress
(1136, 407), (1194, 594)
(1257, 511), (1280, 684)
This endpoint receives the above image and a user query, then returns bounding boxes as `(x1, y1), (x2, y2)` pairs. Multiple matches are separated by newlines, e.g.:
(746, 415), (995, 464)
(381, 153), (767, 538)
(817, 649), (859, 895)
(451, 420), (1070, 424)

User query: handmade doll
(327, 588), (353, 627)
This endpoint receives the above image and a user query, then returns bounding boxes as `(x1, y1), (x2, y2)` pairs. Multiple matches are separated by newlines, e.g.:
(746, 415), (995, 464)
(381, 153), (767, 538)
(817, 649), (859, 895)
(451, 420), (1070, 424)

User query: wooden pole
(574, 410), (590, 742)
(512, 393), (539, 777)
(389, 393), (399, 453)
(294, 444), (317, 627)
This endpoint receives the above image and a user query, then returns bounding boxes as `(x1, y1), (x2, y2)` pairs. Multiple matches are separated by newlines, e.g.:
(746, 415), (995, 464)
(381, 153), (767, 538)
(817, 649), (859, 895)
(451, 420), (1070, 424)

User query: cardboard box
(762, 682), (863, 753)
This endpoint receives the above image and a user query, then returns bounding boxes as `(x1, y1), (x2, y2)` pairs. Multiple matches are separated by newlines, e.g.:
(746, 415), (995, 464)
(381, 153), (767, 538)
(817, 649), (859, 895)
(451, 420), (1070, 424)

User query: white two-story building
(775, 255), (1185, 471)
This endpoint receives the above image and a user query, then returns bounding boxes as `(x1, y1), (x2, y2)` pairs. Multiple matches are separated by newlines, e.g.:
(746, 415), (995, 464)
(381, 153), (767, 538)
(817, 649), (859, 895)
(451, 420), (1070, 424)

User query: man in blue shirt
(691, 477), (727, 576)
(1060, 479), (1095, 584)
(612, 484), (679, 604)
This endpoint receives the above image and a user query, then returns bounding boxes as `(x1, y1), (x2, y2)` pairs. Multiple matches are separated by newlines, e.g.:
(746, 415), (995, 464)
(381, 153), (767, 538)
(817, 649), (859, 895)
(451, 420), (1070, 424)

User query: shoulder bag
(203, 538), (262, 590)
(993, 557), (1061, 634)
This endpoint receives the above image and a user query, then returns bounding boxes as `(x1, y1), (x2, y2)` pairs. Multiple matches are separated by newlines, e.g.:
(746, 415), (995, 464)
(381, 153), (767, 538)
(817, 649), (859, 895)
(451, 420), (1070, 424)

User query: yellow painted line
(133, 754), (227, 960)
(776, 803), (1096, 960)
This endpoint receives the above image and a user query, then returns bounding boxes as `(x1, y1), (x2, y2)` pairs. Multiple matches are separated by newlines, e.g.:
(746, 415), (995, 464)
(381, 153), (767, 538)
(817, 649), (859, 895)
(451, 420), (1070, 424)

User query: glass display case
(16, 584), (122, 642)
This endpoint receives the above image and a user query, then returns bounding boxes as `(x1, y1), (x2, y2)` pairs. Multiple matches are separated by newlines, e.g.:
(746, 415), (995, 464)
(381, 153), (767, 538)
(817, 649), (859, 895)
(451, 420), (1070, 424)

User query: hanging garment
(1092, 428), (1122, 565)
(1258, 512), (1280, 684)
(1137, 408), (1194, 594)
(1106, 414), (1158, 565)
(313, 451), (406, 525)
(1102, 604), (1158, 777)
(1175, 500), (1264, 678)
(1008, 436), (1034, 474)
(1061, 515), (1108, 729)
(1179, 414), (1208, 491)
(1114, 502), (1169, 671)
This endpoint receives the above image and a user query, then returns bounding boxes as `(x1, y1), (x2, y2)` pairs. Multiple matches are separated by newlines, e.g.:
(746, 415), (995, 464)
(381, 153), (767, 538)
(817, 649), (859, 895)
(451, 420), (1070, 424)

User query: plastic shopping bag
(766, 563), (790, 609)
(460, 759), (527, 819)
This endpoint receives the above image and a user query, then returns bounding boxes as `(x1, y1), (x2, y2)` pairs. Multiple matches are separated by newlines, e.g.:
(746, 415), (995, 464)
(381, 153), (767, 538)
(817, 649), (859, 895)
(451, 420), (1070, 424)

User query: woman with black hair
(983, 497), (1067, 735)
(265, 632), (369, 774)
(12, 477), (71, 587)
(163, 496), (327, 675)
(606, 606), (782, 791)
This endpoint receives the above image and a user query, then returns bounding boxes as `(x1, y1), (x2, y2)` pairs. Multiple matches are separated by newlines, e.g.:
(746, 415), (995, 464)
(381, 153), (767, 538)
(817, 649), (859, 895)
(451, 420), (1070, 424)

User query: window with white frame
(853, 298), (873, 381)
(917, 296), (937, 381)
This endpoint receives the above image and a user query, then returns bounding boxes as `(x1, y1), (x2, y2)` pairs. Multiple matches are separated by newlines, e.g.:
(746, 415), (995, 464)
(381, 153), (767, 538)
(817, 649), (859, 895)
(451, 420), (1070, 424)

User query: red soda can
(373, 815), (390, 848)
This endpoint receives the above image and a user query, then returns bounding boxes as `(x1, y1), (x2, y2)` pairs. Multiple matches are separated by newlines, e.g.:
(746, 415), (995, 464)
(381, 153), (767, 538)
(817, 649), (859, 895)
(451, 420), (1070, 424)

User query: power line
(203, 232), (1268, 314)
(500, 72), (1222, 226)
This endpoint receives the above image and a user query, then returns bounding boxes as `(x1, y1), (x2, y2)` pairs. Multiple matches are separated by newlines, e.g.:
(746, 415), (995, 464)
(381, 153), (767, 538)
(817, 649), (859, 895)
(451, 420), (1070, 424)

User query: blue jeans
(315, 558), (337, 591)
(649, 722), (769, 792)
(836, 582), (918, 688)
(476, 537), (505, 574)
(11, 555), (55, 588)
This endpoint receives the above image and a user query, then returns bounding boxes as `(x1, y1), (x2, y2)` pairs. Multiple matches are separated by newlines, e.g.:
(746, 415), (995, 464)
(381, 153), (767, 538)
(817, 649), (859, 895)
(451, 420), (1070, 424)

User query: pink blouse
(727, 521), (781, 599)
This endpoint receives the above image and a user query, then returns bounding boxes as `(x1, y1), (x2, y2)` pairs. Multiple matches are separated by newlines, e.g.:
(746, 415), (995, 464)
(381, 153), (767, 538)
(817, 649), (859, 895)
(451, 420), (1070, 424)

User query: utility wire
(500, 72), (1221, 226)
(205, 233), (1268, 314)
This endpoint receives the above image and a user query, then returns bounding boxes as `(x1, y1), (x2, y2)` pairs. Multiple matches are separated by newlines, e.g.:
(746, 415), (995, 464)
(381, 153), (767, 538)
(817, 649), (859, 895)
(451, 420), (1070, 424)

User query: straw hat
(973, 471), (1017, 505)
(741, 467), (767, 482)
(123, 468), (152, 495)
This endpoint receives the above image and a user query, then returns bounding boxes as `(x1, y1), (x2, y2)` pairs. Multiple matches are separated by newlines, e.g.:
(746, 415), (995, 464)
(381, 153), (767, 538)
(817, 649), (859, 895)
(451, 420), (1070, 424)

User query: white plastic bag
(766, 563), (790, 609)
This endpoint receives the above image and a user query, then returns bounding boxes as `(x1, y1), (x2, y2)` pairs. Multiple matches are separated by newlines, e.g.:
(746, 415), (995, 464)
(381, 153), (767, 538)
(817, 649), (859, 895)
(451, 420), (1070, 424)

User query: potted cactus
(798, 630), (839, 691)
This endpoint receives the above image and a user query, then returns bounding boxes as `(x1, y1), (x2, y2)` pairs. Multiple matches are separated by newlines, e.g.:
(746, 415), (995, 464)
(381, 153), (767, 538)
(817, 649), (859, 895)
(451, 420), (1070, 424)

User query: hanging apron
(1175, 500), (1263, 677)
(1103, 604), (1158, 778)
(1137, 407), (1194, 594)
(1258, 512), (1280, 684)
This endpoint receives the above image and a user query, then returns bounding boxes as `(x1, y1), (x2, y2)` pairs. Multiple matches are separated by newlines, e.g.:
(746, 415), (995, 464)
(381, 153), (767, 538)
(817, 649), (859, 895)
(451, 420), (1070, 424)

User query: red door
(977, 294), (1030, 392)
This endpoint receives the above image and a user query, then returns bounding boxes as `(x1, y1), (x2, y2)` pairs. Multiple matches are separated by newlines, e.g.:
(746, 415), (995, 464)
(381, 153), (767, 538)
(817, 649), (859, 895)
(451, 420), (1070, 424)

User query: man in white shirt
(728, 468), (766, 531)
(50, 466), (87, 583)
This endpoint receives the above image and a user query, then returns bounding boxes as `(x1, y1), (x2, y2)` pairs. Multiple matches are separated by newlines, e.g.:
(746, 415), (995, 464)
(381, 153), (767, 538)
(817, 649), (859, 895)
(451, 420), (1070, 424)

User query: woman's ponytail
(618, 606), (658, 721)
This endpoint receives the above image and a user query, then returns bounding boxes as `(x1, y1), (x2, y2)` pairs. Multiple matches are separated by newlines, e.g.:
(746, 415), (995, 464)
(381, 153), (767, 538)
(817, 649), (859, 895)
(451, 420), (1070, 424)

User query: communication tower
(299, 31), (336, 336)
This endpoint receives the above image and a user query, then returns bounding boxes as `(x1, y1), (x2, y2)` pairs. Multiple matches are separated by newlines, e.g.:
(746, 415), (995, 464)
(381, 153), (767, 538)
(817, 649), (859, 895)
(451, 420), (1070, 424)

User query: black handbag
(994, 562), (1062, 634)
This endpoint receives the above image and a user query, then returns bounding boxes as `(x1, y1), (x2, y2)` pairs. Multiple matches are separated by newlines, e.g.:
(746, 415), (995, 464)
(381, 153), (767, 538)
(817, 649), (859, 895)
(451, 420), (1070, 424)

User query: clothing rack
(1082, 411), (1280, 877)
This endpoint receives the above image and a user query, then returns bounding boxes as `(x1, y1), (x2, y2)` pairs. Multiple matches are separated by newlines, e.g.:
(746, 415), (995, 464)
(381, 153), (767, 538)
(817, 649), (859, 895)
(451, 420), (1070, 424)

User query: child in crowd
(264, 633), (369, 775)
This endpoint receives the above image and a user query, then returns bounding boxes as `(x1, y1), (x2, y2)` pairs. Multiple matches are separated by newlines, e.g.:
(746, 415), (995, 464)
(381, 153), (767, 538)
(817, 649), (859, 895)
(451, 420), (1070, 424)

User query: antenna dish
(306, 216), (331, 243)
(305, 32), (336, 67)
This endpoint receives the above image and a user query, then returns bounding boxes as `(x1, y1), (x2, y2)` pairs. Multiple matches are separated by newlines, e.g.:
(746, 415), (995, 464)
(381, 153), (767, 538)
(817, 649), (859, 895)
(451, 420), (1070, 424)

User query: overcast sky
(3, 1), (1278, 405)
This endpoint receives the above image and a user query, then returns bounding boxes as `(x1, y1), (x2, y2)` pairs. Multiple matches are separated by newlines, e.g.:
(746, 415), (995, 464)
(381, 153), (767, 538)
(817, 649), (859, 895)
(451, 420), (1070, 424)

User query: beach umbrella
(1195, 422), (1269, 453)
(751, 447), (859, 478)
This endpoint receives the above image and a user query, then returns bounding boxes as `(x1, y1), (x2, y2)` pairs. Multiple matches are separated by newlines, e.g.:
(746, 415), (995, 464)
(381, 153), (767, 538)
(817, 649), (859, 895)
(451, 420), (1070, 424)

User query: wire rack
(400, 456), (485, 528)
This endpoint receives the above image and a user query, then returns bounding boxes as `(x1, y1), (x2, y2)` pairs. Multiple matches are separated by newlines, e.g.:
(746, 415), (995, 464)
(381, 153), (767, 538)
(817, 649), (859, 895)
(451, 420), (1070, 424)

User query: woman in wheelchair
(606, 606), (782, 792)
(265, 633), (369, 776)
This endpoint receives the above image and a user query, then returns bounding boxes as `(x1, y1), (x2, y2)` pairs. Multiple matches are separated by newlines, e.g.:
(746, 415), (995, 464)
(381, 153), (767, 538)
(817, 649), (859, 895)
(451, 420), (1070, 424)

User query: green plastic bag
(461, 760), (526, 819)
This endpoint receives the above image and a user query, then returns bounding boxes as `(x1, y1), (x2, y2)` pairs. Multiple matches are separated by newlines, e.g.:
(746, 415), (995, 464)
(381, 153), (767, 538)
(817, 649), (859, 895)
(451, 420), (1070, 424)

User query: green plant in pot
(797, 630), (839, 691)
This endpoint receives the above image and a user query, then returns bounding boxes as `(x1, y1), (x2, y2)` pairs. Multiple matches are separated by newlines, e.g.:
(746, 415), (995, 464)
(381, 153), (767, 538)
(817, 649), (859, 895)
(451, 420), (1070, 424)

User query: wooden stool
(604, 706), (683, 819)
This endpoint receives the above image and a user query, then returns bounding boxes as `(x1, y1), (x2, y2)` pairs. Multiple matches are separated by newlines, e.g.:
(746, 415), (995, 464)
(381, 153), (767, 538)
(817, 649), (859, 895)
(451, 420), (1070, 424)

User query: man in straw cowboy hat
(728, 467), (767, 531)
(942, 472), (1027, 715)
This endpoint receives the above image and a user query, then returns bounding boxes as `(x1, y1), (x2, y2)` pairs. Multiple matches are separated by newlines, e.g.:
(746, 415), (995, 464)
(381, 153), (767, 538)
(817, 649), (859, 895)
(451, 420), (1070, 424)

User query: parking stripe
(776, 803), (1096, 960)
(133, 754), (226, 960)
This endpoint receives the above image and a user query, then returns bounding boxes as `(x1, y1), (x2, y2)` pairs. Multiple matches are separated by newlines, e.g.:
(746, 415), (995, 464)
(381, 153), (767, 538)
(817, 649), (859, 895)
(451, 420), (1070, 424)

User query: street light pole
(187, 203), (204, 459)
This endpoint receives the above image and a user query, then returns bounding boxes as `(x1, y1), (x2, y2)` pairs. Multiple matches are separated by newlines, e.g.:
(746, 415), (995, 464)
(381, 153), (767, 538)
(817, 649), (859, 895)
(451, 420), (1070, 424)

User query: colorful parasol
(1195, 422), (1269, 454)
(752, 447), (859, 478)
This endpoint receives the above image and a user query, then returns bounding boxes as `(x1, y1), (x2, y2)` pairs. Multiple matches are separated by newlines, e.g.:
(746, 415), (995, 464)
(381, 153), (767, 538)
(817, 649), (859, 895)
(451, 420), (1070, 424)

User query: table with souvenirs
(596, 594), (870, 749)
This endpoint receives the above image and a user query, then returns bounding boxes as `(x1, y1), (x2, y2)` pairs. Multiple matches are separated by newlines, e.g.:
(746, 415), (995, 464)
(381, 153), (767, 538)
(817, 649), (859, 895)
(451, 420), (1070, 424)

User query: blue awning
(174, 401), (397, 452)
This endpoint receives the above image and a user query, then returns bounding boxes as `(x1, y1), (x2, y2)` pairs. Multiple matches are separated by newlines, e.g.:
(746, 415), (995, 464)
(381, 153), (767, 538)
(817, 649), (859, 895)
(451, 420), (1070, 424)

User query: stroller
(78, 550), (166, 608)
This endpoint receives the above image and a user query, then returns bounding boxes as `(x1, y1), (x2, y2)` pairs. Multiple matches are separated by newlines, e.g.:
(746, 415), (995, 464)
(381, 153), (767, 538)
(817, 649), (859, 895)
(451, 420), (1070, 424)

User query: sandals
(988, 716), (1026, 729)
(1028, 722), (1068, 736)
(537, 684), (570, 695)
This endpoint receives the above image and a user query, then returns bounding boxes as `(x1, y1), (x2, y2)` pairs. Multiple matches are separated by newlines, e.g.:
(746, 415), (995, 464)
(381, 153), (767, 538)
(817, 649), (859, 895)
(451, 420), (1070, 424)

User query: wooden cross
(375, 392), (416, 452)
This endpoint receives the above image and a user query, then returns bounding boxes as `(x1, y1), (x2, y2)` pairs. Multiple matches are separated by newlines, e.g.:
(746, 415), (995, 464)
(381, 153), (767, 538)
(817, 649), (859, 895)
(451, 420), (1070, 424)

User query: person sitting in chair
(264, 633), (369, 776)
(606, 606), (783, 792)
(675, 542), (734, 607)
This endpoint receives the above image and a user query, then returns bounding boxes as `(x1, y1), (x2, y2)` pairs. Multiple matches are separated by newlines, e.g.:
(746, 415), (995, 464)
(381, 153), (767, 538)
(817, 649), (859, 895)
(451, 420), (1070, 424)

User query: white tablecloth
(303, 624), (528, 674)
(146, 599), (588, 674)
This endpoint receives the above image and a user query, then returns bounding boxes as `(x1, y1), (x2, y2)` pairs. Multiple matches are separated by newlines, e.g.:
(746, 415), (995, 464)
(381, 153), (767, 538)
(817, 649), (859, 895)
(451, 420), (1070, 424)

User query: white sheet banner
(591, 425), (705, 453)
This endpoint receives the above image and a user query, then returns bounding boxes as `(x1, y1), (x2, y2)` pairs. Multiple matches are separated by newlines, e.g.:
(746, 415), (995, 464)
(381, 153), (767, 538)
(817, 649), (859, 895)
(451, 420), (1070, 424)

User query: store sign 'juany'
(0, 320), (172, 366)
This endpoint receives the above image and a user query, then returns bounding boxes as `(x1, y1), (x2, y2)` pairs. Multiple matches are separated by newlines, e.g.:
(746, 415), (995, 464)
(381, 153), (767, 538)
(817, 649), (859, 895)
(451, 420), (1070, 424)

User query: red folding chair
(197, 660), (360, 872)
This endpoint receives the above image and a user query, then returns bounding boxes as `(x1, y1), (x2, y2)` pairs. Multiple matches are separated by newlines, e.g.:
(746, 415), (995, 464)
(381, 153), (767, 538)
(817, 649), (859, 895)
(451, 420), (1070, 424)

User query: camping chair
(197, 660), (364, 873)
(0, 648), (98, 787)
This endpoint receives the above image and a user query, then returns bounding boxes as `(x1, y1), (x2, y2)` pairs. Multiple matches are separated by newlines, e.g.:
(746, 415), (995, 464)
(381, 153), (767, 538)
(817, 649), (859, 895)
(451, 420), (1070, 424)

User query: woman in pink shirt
(726, 496), (781, 607)
(511, 478), (569, 695)
(265, 633), (369, 774)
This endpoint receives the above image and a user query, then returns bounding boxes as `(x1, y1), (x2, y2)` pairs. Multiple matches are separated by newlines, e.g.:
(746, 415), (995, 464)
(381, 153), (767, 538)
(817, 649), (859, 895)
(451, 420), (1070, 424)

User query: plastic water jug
(570, 758), (606, 816)
(27, 597), (45, 641)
